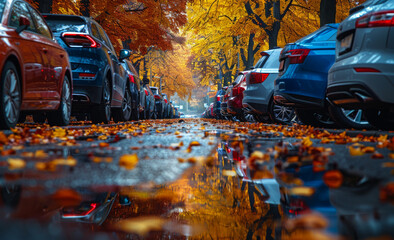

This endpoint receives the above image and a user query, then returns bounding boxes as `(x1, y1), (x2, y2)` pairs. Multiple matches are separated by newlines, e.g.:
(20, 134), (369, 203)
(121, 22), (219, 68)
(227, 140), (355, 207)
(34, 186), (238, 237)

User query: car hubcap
(62, 80), (71, 122)
(273, 104), (294, 123)
(341, 108), (369, 125)
(3, 69), (20, 125)
(122, 90), (132, 119)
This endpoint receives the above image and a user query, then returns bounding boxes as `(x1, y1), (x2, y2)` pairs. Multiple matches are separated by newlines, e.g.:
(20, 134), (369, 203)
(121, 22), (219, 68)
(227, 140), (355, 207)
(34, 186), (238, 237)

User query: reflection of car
(243, 48), (295, 124)
(274, 24), (370, 129)
(120, 60), (141, 121)
(142, 81), (155, 119)
(327, 1), (394, 130)
(220, 85), (232, 119)
(150, 87), (164, 119)
(161, 93), (170, 118)
(44, 14), (131, 123)
(0, 0), (73, 128)
(213, 88), (226, 119)
(228, 71), (249, 121)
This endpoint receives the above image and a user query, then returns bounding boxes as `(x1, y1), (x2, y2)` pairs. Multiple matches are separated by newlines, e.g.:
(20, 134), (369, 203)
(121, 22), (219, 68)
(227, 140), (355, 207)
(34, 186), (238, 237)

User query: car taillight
(154, 95), (161, 100)
(217, 96), (221, 101)
(79, 73), (96, 80)
(232, 87), (239, 96)
(144, 89), (148, 96)
(287, 49), (310, 64)
(356, 10), (394, 28)
(249, 72), (269, 84)
(128, 74), (135, 83)
(62, 32), (100, 48)
(354, 67), (380, 73)
(164, 99), (168, 103)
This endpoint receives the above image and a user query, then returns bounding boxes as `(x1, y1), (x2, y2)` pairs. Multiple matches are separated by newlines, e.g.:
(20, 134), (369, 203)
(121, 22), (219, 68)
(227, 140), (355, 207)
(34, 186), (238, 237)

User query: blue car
(43, 14), (132, 123)
(274, 24), (370, 129)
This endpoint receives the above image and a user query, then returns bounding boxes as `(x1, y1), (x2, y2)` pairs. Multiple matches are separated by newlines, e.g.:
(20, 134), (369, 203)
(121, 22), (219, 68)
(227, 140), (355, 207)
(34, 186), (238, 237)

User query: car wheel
(295, 108), (337, 128)
(0, 61), (21, 129)
(47, 76), (71, 126)
(113, 88), (132, 122)
(33, 113), (46, 124)
(328, 105), (372, 130)
(269, 101), (295, 125)
(92, 77), (111, 124)
(364, 108), (394, 131)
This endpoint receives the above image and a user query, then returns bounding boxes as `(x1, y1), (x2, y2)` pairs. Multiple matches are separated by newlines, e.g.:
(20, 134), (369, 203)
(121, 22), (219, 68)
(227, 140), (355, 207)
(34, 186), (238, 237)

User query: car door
(28, 6), (64, 103)
(7, 1), (47, 107)
(97, 25), (124, 107)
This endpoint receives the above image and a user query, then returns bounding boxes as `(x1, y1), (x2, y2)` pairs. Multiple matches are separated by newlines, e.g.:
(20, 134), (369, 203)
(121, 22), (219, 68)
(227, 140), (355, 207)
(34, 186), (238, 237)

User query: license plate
(279, 60), (284, 71)
(340, 33), (353, 53)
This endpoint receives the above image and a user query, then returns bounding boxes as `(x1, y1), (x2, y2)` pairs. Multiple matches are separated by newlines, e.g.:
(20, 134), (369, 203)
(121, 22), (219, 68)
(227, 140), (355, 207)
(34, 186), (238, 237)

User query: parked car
(141, 78), (155, 119)
(243, 48), (295, 124)
(161, 93), (170, 118)
(0, 0), (73, 128)
(150, 86), (164, 119)
(220, 85), (232, 120)
(274, 24), (370, 129)
(228, 71), (250, 121)
(120, 60), (141, 121)
(327, 0), (394, 130)
(213, 88), (226, 119)
(43, 14), (132, 123)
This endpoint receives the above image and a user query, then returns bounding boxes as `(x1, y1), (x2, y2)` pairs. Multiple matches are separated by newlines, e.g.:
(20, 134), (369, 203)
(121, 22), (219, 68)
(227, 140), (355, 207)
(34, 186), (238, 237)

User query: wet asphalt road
(0, 119), (393, 240)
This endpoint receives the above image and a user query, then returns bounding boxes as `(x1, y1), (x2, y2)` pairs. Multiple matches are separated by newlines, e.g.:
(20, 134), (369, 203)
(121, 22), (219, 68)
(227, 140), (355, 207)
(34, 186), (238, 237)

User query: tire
(33, 113), (46, 124)
(47, 76), (71, 126)
(113, 88), (132, 122)
(295, 108), (337, 128)
(92, 77), (111, 124)
(364, 108), (394, 131)
(0, 61), (21, 129)
(328, 105), (372, 130)
(269, 100), (295, 125)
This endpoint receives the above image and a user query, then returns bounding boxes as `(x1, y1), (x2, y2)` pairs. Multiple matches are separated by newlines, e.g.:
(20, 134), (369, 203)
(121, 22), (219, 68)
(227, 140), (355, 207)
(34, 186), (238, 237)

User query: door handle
(42, 48), (48, 54)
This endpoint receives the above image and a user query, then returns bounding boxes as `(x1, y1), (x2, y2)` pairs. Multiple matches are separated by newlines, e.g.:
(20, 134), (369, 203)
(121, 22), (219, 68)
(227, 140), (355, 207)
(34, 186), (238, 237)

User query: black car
(43, 14), (132, 123)
(120, 60), (141, 121)
(161, 93), (170, 118)
(150, 87), (164, 119)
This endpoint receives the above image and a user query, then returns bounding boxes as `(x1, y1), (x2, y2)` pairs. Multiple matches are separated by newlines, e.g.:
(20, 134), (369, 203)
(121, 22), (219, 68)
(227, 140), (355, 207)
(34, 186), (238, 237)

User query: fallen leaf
(323, 170), (343, 188)
(35, 150), (48, 158)
(7, 158), (26, 170)
(189, 141), (201, 147)
(115, 217), (167, 236)
(349, 146), (364, 156)
(119, 154), (139, 170)
(52, 157), (77, 166)
(382, 162), (394, 168)
(222, 170), (237, 177)
(372, 152), (384, 159)
(285, 212), (328, 231)
(99, 142), (109, 148)
(362, 146), (375, 153)
(288, 186), (315, 196)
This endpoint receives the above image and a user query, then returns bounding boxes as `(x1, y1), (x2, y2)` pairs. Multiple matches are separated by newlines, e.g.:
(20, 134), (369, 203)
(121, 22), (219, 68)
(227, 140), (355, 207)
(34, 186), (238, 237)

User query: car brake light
(164, 99), (168, 103)
(356, 11), (394, 28)
(144, 89), (148, 96)
(217, 96), (221, 101)
(128, 74), (135, 83)
(232, 87), (239, 96)
(354, 67), (380, 73)
(62, 33), (100, 48)
(287, 49), (310, 64)
(260, 51), (269, 56)
(154, 95), (161, 100)
(79, 73), (96, 79)
(62, 203), (97, 218)
(249, 72), (269, 84)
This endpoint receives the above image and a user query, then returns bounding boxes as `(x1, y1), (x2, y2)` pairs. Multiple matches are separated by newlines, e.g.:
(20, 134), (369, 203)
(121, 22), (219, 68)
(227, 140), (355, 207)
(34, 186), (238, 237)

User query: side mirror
(16, 16), (30, 34)
(119, 49), (131, 60)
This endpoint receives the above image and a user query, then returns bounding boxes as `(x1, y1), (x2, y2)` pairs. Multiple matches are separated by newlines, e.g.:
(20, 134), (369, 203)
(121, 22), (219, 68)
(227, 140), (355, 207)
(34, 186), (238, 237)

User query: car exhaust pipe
(353, 92), (373, 103)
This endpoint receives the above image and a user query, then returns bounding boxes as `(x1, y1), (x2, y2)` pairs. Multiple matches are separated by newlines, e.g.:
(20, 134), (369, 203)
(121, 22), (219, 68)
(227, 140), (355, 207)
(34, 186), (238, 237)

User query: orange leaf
(119, 154), (139, 170)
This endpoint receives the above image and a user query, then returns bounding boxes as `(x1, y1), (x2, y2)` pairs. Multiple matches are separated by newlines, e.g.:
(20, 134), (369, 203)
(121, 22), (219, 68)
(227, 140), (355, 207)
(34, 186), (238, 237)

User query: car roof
(42, 14), (88, 23)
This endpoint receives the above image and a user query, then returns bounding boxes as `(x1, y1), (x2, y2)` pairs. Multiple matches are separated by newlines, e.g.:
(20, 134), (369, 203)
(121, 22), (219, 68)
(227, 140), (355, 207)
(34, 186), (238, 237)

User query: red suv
(0, 0), (72, 129)
(228, 71), (249, 121)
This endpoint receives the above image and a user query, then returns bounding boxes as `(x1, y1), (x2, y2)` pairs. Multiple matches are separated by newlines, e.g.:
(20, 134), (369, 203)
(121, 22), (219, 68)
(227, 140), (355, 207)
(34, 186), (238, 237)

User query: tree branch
(281, 0), (295, 19)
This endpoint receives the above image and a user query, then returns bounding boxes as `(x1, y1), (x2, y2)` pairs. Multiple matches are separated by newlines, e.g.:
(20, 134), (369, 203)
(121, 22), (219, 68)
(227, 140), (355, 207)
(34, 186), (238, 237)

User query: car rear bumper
(273, 91), (324, 109)
(72, 85), (103, 109)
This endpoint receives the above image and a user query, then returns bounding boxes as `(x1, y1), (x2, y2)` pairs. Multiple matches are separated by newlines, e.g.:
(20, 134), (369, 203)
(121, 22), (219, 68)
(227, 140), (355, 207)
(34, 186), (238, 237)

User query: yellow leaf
(288, 186), (315, 196)
(222, 170), (237, 177)
(116, 217), (167, 236)
(349, 146), (364, 156)
(7, 158), (26, 169)
(119, 154), (139, 170)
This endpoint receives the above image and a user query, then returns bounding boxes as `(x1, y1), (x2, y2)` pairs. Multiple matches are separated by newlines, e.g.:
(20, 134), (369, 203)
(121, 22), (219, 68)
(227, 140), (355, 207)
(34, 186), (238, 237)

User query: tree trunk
(320, 0), (336, 26)
(35, 0), (52, 13)
(80, 0), (90, 17)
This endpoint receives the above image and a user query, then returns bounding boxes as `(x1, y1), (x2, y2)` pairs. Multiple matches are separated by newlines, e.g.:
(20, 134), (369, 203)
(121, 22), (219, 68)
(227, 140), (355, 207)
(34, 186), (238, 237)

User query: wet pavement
(0, 119), (393, 239)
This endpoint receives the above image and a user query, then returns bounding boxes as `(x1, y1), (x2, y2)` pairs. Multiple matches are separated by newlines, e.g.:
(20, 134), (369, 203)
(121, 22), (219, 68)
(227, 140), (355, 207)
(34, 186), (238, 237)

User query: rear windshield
(296, 25), (338, 44)
(151, 88), (158, 94)
(254, 55), (268, 68)
(44, 16), (87, 33)
(0, 0), (5, 20)
(263, 50), (281, 69)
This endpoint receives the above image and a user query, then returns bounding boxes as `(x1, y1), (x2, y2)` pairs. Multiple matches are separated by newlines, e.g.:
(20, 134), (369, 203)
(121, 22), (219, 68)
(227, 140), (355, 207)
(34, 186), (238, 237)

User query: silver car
(243, 48), (294, 124)
(327, 0), (394, 130)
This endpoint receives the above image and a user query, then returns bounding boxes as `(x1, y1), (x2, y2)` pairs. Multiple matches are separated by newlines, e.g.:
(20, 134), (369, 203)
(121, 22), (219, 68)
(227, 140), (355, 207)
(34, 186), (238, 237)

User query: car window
(29, 7), (52, 39)
(45, 17), (87, 33)
(90, 22), (102, 40)
(0, 1), (6, 20)
(8, 1), (35, 32)
(254, 55), (268, 68)
(263, 50), (280, 69)
(234, 74), (244, 84)
(97, 24), (115, 53)
(296, 25), (338, 43)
